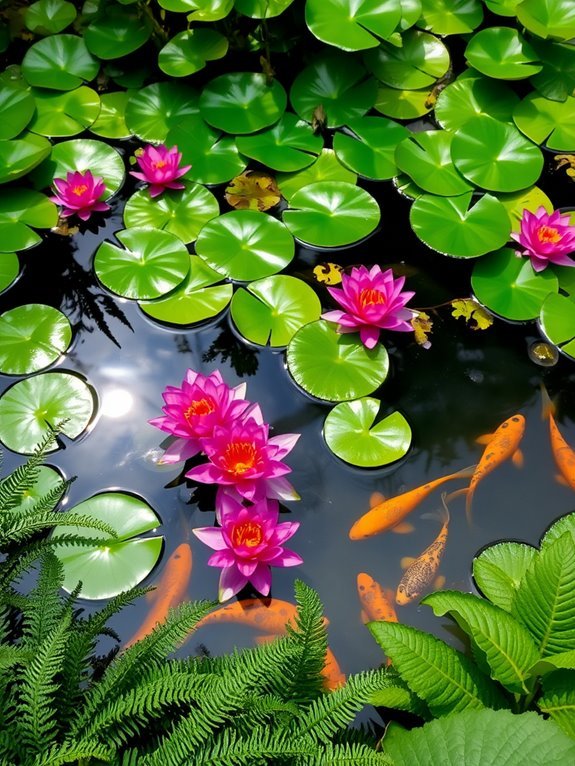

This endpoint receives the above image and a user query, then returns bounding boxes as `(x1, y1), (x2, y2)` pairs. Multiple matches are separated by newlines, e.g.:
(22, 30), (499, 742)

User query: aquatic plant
(130, 143), (191, 198)
(50, 170), (110, 221)
(511, 206), (575, 272)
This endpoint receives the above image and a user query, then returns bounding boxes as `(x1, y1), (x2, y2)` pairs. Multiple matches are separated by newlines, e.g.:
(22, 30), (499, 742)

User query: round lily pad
(286, 320), (389, 402)
(84, 4), (153, 59)
(0, 80), (35, 140)
(25, 0), (76, 35)
(276, 149), (357, 201)
(416, 0), (484, 35)
(0, 304), (72, 375)
(282, 181), (380, 248)
(0, 371), (96, 454)
(124, 184), (219, 245)
(139, 255), (232, 326)
(235, 0), (295, 17)
(159, 0), (234, 21)
(483, 0), (521, 15)
(0, 134), (52, 185)
(125, 82), (200, 142)
(471, 247), (559, 320)
(0, 253), (19, 293)
(290, 53), (378, 128)
(410, 191), (511, 258)
(435, 72), (520, 131)
(539, 293), (575, 361)
(231, 275), (321, 347)
(95, 228), (190, 300)
(28, 86), (101, 137)
(364, 30), (450, 89)
(158, 29), (228, 77)
(333, 116), (409, 180)
(51, 492), (164, 600)
(0, 188), (58, 253)
(323, 397), (412, 467)
(451, 116), (544, 193)
(235, 112), (322, 173)
(9, 465), (66, 513)
(374, 83), (433, 120)
(89, 91), (132, 139)
(513, 94), (575, 152)
(529, 37), (575, 102)
(195, 211), (294, 281)
(305, 0), (402, 51)
(497, 187), (553, 232)
(21, 34), (99, 91)
(394, 130), (473, 196)
(465, 27), (542, 80)
(517, 0), (575, 43)
(199, 73), (287, 134)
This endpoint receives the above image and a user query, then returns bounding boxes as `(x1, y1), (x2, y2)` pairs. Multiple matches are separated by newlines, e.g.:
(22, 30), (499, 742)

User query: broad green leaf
(435, 71), (519, 131)
(416, 0), (483, 35)
(483, 0), (520, 14)
(497, 186), (553, 232)
(89, 91), (132, 139)
(158, 0), (234, 21)
(0, 134), (52, 185)
(539, 293), (575, 361)
(305, 0), (402, 52)
(539, 670), (575, 739)
(21, 34), (99, 91)
(158, 29), (228, 77)
(364, 30), (450, 89)
(7, 465), (65, 513)
(125, 82), (200, 142)
(368, 621), (507, 715)
(25, 0), (77, 34)
(374, 83), (434, 120)
(529, 38), (575, 102)
(542, 512), (575, 548)
(517, 0), (575, 42)
(28, 86), (101, 137)
(0, 304), (72, 375)
(0, 188), (57, 253)
(472, 541), (538, 612)
(276, 149), (356, 201)
(514, 93), (575, 151)
(0, 81), (35, 140)
(235, 0), (295, 17)
(333, 116), (409, 180)
(465, 27), (542, 80)
(394, 131), (473, 196)
(84, 4), (152, 58)
(236, 113), (322, 173)
(0, 253), (19, 293)
(199, 73), (287, 134)
(168, 117), (247, 185)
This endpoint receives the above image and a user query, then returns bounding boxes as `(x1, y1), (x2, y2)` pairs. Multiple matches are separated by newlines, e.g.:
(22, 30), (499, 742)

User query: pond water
(1, 143), (575, 692)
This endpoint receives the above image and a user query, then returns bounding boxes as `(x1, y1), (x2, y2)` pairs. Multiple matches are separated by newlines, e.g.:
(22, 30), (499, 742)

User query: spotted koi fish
(541, 385), (575, 491)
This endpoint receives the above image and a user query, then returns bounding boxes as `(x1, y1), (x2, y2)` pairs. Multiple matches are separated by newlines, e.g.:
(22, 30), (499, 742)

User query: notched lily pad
(0, 253), (20, 294)
(0, 79), (35, 140)
(21, 34), (99, 91)
(125, 82), (200, 142)
(235, 112), (322, 173)
(465, 27), (542, 80)
(514, 94), (575, 152)
(539, 292), (575, 360)
(364, 30), (450, 90)
(0, 188), (58, 253)
(333, 116), (409, 180)
(394, 130), (473, 196)
(28, 86), (101, 137)
(158, 29), (228, 77)
(305, 0), (402, 51)
(276, 149), (357, 201)
(0, 303), (72, 375)
(0, 134), (52, 185)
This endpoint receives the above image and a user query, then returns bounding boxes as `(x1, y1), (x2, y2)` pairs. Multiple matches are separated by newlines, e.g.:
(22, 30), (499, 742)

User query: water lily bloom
(50, 170), (110, 221)
(149, 369), (253, 464)
(511, 206), (575, 272)
(186, 419), (300, 502)
(193, 495), (302, 601)
(321, 265), (415, 349)
(130, 144), (191, 198)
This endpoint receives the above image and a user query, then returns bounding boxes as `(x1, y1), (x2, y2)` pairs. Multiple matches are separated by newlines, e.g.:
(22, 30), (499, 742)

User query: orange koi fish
(349, 465), (475, 540)
(255, 634), (346, 690)
(396, 496), (450, 606)
(542, 386), (575, 491)
(357, 572), (398, 624)
(124, 542), (193, 648)
(196, 598), (328, 635)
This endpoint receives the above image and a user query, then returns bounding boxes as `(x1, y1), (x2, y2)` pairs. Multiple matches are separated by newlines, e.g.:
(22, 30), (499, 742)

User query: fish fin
(540, 382), (557, 420)
(400, 556), (416, 570)
(391, 521), (415, 534)
(512, 448), (524, 468)
(421, 493), (450, 525)
(434, 575), (446, 589)
(360, 609), (369, 625)
(475, 433), (494, 445)
(445, 487), (468, 503)
(556, 473), (570, 487)
(465, 487), (475, 527)
(369, 491), (386, 508)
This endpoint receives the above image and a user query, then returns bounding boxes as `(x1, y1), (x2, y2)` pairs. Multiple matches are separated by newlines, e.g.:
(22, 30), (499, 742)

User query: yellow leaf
(451, 299), (493, 331)
(312, 262), (343, 285)
(225, 170), (281, 212)
(411, 311), (432, 349)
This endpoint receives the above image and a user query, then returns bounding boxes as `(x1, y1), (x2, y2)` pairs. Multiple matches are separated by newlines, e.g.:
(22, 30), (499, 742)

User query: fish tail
(444, 487), (468, 504)
(421, 494), (450, 525)
(440, 492), (451, 524)
(465, 486), (474, 526)
(540, 382), (556, 420)
(451, 463), (477, 480)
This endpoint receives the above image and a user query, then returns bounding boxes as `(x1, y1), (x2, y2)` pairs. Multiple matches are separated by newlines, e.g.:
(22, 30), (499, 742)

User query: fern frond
(187, 728), (317, 766)
(0, 428), (60, 511)
(294, 742), (394, 765)
(21, 553), (66, 649)
(32, 740), (114, 765)
(231, 693), (299, 735)
(0, 645), (29, 672)
(1, 511), (117, 546)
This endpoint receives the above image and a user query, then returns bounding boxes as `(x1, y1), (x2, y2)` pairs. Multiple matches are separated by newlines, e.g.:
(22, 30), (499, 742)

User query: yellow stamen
(72, 184), (88, 196)
(232, 520), (263, 548)
(152, 160), (167, 170)
(222, 441), (258, 476)
(537, 225), (562, 244)
(359, 288), (385, 308)
(184, 397), (215, 424)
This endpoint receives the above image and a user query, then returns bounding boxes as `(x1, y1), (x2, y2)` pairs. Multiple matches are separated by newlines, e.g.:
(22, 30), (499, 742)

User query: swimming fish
(541, 386), (575, 491)
(196, 598), (329, 635)
(348, 465), (475, 540)
(255, 634), (346, 690)
(357, 572), (398, 624)
(124, 542), (193, 648)
(395, 496), (450, 606)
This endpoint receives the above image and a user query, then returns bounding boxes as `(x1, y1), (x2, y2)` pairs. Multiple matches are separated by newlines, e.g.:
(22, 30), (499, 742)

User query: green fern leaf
(31, 740), (114, 765)
(294, 742), (393, 765)
(0, 428), (60, 511)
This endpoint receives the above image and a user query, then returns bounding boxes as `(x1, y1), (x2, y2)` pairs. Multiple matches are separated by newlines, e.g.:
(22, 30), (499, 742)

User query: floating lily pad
(235, 112), (322, 172)
(0, 188), (58, 253)
(555, 265), (575, 297)
(287, 319), (389, 402)
(0, 304), (72, 375)
(451, 116), (544, 192)
(483, 0), (521, 14)
(529, 38), (575, 102)
(374, 83), (433, 119)
(0, 371), (95, 454)
(276, 149), (357, 201)
(435, 72), (520, 131)
(398, 0), (423, 29)
(282, 181), (380, 248)
(323, 397), (412, 467)
(124, 184), (219, 245)
(125, 82), (200, 142)
(89, 91), (132, 139)
(416, 0), (483, 35)
(231, 275), (321, 347)
(0, 134), (52, 185)
(465, 28), (542, 80)
(195, 211), (294, 281)
(158, 0), (234, 21)
(139, 255), (232, 326)
(290, 53), (378, 128)
(235, 0), (295, 17)
(364, 30), (450, 89)
(472, 247), (559, 320)
(333, 116), (409, 180)
(95, 228), (190, 300)
(0, 253), (19, 293)
(410, 191), (511, 257)
(28, 86), (101, 137)
(513, 94), (575, 152)
(305, 0), (402, 51)
(393, 173), (426, 200)
(21, 34), (99, 91)
(0, 80), (35, 140)
(395, 131), (473, 196)
(159, 29), (228, 77)
(84, 4), (153, 59)
(9, 465), (66, 513)
(25, 0), (77, 34)
(516, 0), (575, 43)
(200, 73), (286, 134)
(539, 293), (575, 360)
(51, 492), (164, 600)
(497, 187), (553, 232)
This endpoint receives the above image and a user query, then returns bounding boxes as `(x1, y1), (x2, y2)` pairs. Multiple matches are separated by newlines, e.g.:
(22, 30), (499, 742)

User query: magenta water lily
(50, 170), (110, 221)
(511, 207), (575, 272)
(130, 144), (191, 198)
(322, 265), (416, 350)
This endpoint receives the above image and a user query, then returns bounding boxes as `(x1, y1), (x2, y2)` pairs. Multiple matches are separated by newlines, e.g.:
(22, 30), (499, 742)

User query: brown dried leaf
(411, 311), (433, 349)
(225, 170), (281, 212)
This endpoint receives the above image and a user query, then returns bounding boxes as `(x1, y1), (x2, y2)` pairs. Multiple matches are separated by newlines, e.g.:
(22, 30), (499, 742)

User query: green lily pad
(0, 134), (52, 185)
(290, 53), (378, 128)
(139, 255), (232, 326)
(123, 184), (219, 245)
(398, 0), (423, 29)
(235, 0), (295, 17)
(282, 181), (380, 248)
(435, 72), (520, 131)
(0, 371), (95, 454)
(0, 188), (58, 253)
(195, 211), (294, 281)
(465, 27), (543, 80)
(276, 149), (356, 201)
(333, 116), (409, 180)
(0, 80), (35, 140)
(125, 82), (200, 142)
(516, 0), (575, 43)
(394, 131), (473, 196)
(410, 191), (511, 257)
(305, 0), (402, 51)
(539, 293), (575, 360)
(0, 253), (19, 293)
(158, 0), (234, 21)
(0, 304), (72, 375)
(28, 86), (101, 137)
(235, 112), (322, 173)
(231, 275), (321, 347)
(514, 94), (575, 152)
(31, 138), (125, 197)
(451, 116), (544, 192)
(555, 265), (575, 297)
(199, 73), (287, 134)
(21, 34), (99, 91)
(374, 83), (433, 119)
(84, 4), (152, 59)
(286, 319), (389, 402)
(529, 38), (575, 102)
(94, 228), (190, 300)
(323, 397), (412, 467)
(497, 187), (553, 232)
(25, 0), (77, 35)
(472, 247), (559, 320)
(51, 492), (163, 600)
(364, 30), (450, 89)
(416, 0), (483, 35)
(158, 29), (228, 77)
(393, 173), (426, 200)
(483, 0), (521, 15)
(9, 465), (66, 513)
(89, 91), (132, 139)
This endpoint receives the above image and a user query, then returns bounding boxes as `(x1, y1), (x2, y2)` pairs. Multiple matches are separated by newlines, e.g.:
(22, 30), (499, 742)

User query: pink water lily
(50, 170), (110, 221)
(193, 494), (302, 601)
(511, 206), (575, 272)
(186, 418), (300, 502)
(149, 369), (253, 464)
(321, 265), (415, 349)
(130, 144), (191, 198)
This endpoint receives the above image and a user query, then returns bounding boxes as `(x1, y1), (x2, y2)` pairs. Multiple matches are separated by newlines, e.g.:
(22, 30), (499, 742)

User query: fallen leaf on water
(411, 310), (433, 349)
(451, 298), (493, 330)
(225, 170), (281, 212)
(312, 262), (343, 286)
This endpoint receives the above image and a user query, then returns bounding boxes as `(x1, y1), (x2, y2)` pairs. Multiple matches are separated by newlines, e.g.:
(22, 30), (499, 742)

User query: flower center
(537, 225), (562, 244)
(231, 520), (263, 548)
(152, 160), (167, 170)
(222, 441), (258, 476)
(72, 184), (88, 196)
(359, 288), (385, 308)
(184, 396), (216, 423)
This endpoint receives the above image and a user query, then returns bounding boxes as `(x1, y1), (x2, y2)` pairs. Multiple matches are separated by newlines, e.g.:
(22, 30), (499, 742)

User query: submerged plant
(50, 170), (110, 221)
(511, 207), (575, 272)
(130, 144), (191, 198)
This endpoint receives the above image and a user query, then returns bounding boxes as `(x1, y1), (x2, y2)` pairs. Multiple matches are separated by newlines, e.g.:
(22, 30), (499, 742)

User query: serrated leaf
(473, 542), (537, 612)
(539, 669), (575, 740)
